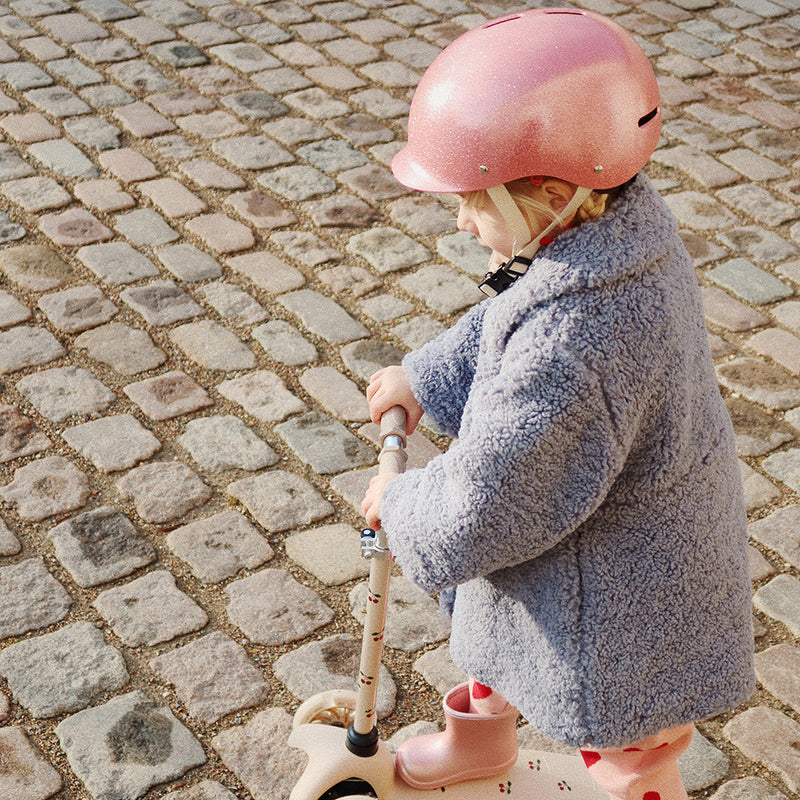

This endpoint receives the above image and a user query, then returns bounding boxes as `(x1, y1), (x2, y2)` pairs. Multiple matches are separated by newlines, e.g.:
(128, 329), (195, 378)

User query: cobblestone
(1, 455), (90, 521)
(664, 190), (738, 229)
(113, 208), (179, 247)
(754, 574), (800, 636)
(724, 707), (800, 793)
(680, 730), (731, 792)
(725, 397), (792, 456)
(257, 164), (336, 201)
(116, 461), (211, 523)
(17, 365), (115, 422)
(62, 413), (161, 472)
(399, 263), (484, 314)
(48, 505), (156, 587)
(0, 289), (31, 329)
(226, 568), (334, 645)
(716, 226), (798, 266)
(177, 414), (278, 472)
(0, 404), (51, 463)
(739, 460), (781, 511)
(0, 518), (21, 556)
(169, 320), (256, 371)
(278, 288), (370, 343)
(94, 570), (208, 647)
(150, 631), (269, 724)
(224, 189), (297, 230)
(227, 470), (332, 532)
(217, 368), (305, 423)
(762, 448), (800, 493)
(340, 338), (404, 381)
(157, 242), (222, 282)
(0, 726), (62, 800)
(346, 226), (430, 273)
(0, 325), (65, 373)
(184, 212), (253, 253)
(318, 263), (382, 298)
(711, 778), (789, 799)
(702, 286), (769, 330)
(707, 258), (793, 304)
(121, 279), (204, 326)
(436, 231), (495, 276)
(717, 358), (800, 409)
(1, 175), (71, 211)
(226, 251), (304, 294)
(28, 139), (98, 180)
(211, 708), (305, 800)
(275, 410), (376, 474)
(748, 328), (800, 375)
(717, 184), (798, 227)
(299, 365), (370, 421)
(56, 690), (206, 800)
(163, 780), (237, 800)
(285, 522), (370, 585)
(77, 240), (160, 285)
(74, 322), (166, 375)
(0, 622), (128, 718)
(0, 558), (71, 641)
(754, 644), (800, 715)
(413, 643), (468, 696)
(166, 510), (274, 583)
(38, 284), (118, 332)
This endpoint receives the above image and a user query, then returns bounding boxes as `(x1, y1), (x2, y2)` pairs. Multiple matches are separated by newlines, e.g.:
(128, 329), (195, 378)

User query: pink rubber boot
(394, 682), (519, 789)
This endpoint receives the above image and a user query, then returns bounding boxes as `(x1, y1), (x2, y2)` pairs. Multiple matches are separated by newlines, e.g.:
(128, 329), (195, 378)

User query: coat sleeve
(380, 324), (633, 594)
(402, 301), (488, 437)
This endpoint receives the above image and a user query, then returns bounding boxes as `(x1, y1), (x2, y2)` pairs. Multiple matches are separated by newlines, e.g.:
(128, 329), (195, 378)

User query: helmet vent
(483, 15), (521, 28)
(638, 108), (658, 127)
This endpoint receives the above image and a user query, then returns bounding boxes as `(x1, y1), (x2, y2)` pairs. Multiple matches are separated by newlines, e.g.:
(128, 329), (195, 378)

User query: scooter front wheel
(293, 689), (358, 728)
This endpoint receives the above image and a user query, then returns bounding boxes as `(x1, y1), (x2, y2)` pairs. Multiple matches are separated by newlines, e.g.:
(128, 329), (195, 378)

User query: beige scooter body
(289, 407), (607, 800)
(289, 719), (608, 799)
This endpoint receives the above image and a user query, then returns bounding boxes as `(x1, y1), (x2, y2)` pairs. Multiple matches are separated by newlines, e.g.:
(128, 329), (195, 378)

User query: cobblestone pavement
(0, 0), (799, 798)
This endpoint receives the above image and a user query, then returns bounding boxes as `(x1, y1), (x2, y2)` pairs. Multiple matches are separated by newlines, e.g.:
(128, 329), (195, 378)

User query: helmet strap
(486, 184), (532, 255)
(479, 185), (592, 297)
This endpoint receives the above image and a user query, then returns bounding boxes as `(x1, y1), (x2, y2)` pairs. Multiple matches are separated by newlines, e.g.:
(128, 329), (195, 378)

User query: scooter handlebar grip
(379, 447), (407, 476)
(380, 406), (407, 446)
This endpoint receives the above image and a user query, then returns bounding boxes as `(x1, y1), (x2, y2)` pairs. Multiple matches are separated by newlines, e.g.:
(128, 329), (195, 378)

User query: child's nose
(457, 205), (476, 234)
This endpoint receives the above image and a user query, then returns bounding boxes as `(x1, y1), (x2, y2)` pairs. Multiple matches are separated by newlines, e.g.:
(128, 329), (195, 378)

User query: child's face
(456, 195), (516, 258)
(456, 180), (566, 259)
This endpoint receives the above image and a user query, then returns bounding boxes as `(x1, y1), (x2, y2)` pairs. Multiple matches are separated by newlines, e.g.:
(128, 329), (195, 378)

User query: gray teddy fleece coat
(380, 174), (755, 749)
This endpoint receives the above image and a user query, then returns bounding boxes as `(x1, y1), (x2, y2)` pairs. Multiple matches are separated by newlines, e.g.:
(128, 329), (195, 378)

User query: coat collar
(489, 173), (679, 314)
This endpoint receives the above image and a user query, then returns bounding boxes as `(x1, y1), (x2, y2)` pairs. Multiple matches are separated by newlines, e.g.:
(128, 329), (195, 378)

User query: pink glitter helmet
(391, 8), (661, 193)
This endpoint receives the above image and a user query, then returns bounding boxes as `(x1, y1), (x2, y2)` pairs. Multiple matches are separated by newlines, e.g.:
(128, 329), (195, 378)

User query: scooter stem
(347, 407), (408, 756)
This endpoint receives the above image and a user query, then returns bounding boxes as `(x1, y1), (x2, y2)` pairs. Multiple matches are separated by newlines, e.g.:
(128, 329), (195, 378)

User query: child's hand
(361, 472), (399, 531)
(366, 366), (424, 435)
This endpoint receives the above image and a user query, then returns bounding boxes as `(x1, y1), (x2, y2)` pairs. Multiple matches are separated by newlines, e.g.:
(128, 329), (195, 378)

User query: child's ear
(540, 178), (577, 214)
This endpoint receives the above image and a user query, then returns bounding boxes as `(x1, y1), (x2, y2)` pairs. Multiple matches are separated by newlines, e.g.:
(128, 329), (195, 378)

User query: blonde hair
(462, 177), (617, 229)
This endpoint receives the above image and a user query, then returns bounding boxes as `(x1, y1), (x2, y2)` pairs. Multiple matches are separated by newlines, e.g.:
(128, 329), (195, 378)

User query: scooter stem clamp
(360, 528), (391, 560)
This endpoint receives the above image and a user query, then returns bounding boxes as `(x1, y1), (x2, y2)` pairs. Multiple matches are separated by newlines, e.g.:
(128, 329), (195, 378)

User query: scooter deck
(289, 722), (608, 800)
(387, 748), (606, 799)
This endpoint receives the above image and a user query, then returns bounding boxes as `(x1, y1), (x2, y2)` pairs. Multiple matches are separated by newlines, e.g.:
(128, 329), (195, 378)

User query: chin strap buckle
(478, 255), (532, 297)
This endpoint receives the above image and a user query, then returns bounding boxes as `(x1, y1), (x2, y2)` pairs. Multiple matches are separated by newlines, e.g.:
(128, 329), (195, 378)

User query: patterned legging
(579, 723), (693, 800)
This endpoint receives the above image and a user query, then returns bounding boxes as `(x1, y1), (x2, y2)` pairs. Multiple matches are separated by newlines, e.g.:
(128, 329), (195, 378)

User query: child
(361, 9), (755, 800)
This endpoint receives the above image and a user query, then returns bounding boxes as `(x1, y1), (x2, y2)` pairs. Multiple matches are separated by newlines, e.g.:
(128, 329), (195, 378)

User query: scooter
(288, 407), (608, 800)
